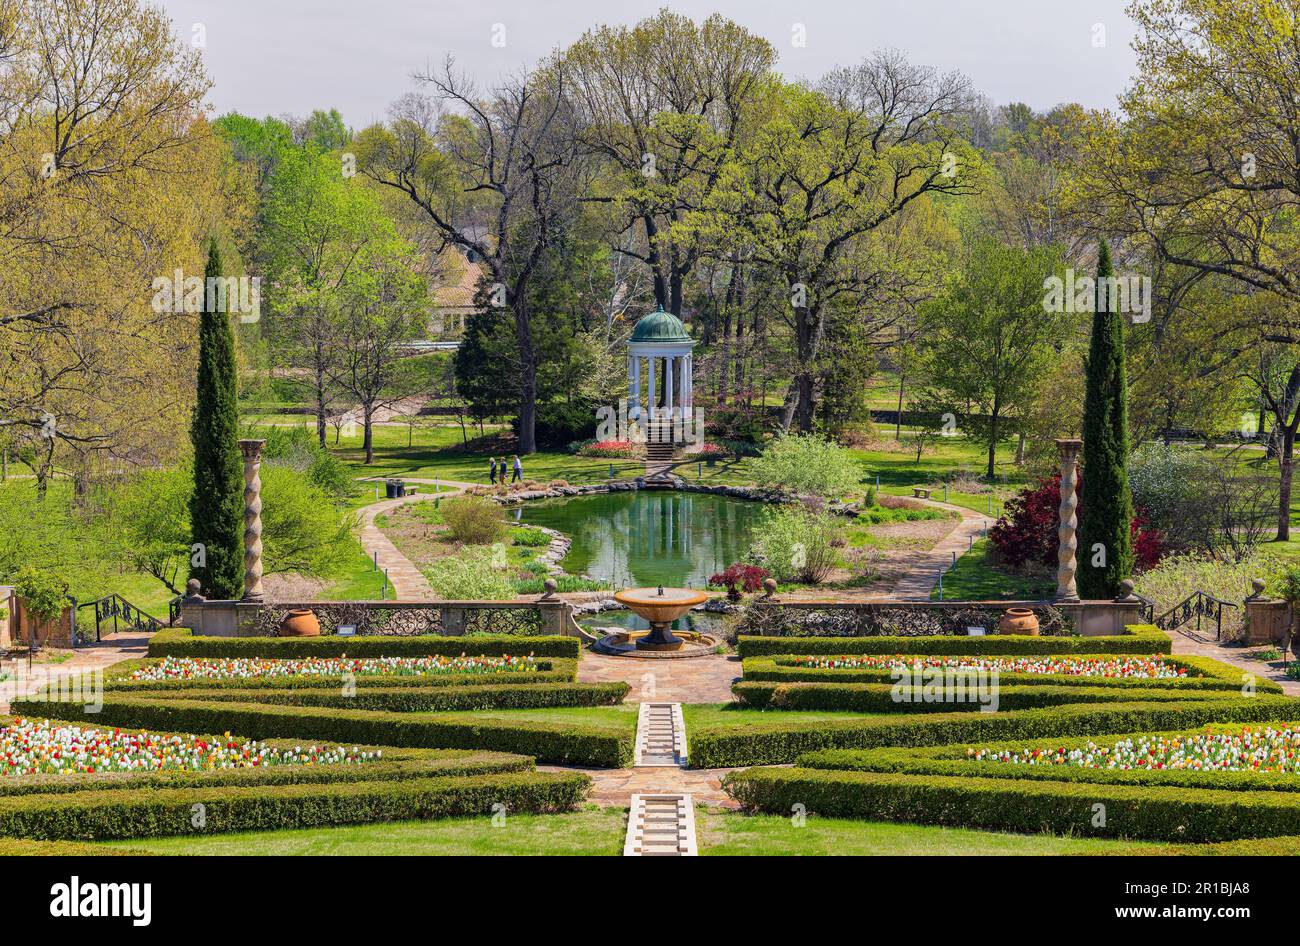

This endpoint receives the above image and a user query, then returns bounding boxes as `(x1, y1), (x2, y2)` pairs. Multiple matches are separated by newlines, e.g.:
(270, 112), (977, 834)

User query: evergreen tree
(1078, 239), (1134, 598)
(189, 242), (245, 598)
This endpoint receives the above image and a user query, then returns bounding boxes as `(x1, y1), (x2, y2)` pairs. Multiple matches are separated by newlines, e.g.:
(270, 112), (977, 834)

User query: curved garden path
(876, 498), (994, 599)
(354, 476), (477, 601)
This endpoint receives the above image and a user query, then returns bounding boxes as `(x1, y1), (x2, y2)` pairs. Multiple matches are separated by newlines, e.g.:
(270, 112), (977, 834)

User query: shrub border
(149, 628), (579, 659)
(736, 624), (1170, 658)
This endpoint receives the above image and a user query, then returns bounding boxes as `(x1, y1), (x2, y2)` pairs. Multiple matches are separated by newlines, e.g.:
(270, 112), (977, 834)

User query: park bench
(911, 486), (932, 499)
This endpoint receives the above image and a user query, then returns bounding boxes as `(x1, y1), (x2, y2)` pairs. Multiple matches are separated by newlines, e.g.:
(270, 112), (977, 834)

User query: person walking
(488, 456), (497, 485)
(511, 455), (523, 483)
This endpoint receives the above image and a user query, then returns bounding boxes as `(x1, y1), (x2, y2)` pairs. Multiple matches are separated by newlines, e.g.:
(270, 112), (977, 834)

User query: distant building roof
(433, 248), (486, 310)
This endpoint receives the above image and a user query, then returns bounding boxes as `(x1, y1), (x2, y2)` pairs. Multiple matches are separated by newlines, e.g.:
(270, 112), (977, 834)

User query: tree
(1078, 240), (1134, 598)
(189, 242), (245, 599)
(749, 434), (862, 500)
(727, 58), (979, 431)
(0, 0), (227, 494)
(1071, 0), (1300, 539)
(562, 10), (775, 315)
(917, 238), (1073, 478)
(261, 145), (380, 447)
(356, 62), (584, 453)
(329, 240), (429, 463)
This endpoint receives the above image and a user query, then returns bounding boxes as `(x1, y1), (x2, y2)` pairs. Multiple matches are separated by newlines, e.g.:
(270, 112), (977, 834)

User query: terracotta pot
(279, 608), (321, 637)
(998, 607), (1039, 636)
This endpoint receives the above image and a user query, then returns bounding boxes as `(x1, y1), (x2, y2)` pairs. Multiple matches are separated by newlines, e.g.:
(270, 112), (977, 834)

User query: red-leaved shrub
(709, 563), (770, 600)
(989, 472), (1163, 574)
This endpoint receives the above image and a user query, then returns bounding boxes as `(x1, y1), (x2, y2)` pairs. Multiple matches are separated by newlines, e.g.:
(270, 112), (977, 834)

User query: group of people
(489, 455), (523, 485)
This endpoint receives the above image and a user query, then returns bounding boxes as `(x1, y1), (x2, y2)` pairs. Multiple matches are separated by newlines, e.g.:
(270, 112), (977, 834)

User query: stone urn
(279, 608), (321, 637)
(998, 607), (1039, 636)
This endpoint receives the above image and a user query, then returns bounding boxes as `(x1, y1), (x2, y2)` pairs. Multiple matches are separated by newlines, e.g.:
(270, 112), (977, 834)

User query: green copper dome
(629, 305), (691, 343)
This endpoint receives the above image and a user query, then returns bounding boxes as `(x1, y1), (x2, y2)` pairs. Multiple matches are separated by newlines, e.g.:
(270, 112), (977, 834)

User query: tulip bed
(736, 624), (1170, 657)
(723, 720), (1300, 842)
(126, 654), (544, 683)
(14, 694), (637, 767)
(148, 628), (580, 659)
(104, 657), (579, 691)
(738, 652), (1268, 694)
(0, 716), (587, 841)
(687, 695), (1300, 767)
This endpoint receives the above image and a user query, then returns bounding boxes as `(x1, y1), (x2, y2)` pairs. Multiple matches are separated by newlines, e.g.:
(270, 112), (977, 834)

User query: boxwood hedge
(15, 696), (636, 768)
(736, 625), (1170, 658)
(0, 770), (591, 841)
(149, 628), (580, 659)
(739, 654), (1271, 693)
(114, 681), (630, 713)
(687, 695), (1300, 768)
(103, 657), (579, 690)
(731, 681), (1251, 713)
(720, 765), (1300, 842)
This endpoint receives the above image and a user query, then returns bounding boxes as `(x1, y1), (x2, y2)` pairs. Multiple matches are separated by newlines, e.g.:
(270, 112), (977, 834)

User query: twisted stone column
(1055, 438), (1083, 602)
(239, 439), (266, 602)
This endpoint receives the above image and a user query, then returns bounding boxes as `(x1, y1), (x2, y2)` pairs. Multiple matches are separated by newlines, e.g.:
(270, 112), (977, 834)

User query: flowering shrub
(989, 472), (1164, 572)
(0, 718), (378, 776)
(969, 726), (1300, 773)
(441, 495), (507, 545)
(129, 654), (537, 682)
(790, 654), (1188, 679)
(577, 439), (642, 459)
(709, 562), (770, 598)
(684, 441), (728, 459)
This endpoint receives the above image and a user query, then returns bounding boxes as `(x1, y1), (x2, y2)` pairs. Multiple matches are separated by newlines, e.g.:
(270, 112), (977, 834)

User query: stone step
(622, 793), (698, 857)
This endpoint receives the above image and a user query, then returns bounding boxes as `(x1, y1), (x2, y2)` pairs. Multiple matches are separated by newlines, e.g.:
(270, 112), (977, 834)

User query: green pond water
(509, 490), (766, 588)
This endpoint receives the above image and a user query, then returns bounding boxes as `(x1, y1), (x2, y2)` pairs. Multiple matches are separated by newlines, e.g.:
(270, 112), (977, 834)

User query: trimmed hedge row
(15, 696), (636, 768)
(796, 720), (1300, 793)
(736, 625), (1170, 658)
(118, 682), (631, 713)
(731, 680), (1248, 713)
(687, 696), (1300, 768)
(0, 770), (591, 841)
(740, 654), (1273, 693)
(720, 766), (1300, 842)
(149, 628), (580, 659)
(103, 657), (578, 690)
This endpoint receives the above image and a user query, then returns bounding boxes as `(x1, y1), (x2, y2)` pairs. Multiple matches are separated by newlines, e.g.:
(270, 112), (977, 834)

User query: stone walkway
(354, 477), (476, 601)
(1169, 630), (1300, 696)
(578, 652), (741, 703)
(0, 632), (150, 713)
(877, 498), (994, 600)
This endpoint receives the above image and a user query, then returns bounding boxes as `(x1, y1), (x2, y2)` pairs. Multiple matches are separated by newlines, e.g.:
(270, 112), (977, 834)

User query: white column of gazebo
(626, 305), (695, 444)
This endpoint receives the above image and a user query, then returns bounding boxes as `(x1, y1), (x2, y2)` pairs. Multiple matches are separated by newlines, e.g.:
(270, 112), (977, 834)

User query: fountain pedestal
(613, 587), (709, 652)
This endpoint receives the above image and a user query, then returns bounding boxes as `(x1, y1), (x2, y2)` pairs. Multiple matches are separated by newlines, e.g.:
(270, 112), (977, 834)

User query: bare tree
(357, 60), (584, 453)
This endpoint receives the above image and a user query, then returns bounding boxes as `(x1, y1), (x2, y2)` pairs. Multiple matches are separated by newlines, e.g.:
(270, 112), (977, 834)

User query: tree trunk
(1280, 430), (1296, 541)
(363, 405), (375, 464)
(895, 371), (905, 441)
(986, 403), (999, 480)
(314, 364), (328, 448)
(1015, 431), (1026, 465)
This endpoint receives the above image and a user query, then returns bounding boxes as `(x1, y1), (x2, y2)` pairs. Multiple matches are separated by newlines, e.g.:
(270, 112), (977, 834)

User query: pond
(509, 489), (767, 588)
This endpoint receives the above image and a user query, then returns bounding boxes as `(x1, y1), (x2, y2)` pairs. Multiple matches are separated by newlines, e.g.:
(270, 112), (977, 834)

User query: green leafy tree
(1078, 240), (1135, 598)
(750, 434), (862, 500)
(189, 242), (245, 598)
(917, 238), (1073, 478)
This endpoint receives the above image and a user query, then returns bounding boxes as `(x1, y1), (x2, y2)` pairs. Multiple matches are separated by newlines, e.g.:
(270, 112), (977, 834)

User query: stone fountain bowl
(613, 587), (709, 624)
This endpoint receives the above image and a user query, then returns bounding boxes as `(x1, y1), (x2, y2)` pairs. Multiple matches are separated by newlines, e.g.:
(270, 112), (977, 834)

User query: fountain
(613, 586), (709, 650)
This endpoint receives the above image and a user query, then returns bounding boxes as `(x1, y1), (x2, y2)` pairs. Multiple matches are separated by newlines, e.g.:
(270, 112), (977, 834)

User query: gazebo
(627, 305), (695, 443)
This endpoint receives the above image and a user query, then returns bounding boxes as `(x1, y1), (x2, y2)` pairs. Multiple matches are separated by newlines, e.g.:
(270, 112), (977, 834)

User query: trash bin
(385, 479), (404, 499)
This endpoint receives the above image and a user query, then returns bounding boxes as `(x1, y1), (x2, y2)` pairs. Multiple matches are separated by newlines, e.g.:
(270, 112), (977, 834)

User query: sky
(155, 0), (1139, 128)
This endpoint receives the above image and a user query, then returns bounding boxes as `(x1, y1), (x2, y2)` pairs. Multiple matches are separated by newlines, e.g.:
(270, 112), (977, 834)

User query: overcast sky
(155, 0), (1138, 128)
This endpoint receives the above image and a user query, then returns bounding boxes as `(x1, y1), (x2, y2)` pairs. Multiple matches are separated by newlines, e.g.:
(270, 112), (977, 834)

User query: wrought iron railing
(1151, 590), (1238, 640)
(76, 594), (165, 642)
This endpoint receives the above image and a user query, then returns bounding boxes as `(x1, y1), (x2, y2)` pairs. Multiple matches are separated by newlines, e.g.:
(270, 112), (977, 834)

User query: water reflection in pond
(511, 490), (765, 588)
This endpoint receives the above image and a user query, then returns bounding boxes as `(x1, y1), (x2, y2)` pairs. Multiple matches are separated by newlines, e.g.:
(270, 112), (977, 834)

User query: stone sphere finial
(540, 577), (558, 600)
(762, 578), (777, 598)
(1116, 579), (1136, 601)
(1251, 578), (1267, 598)
(184, 578), (204, 601)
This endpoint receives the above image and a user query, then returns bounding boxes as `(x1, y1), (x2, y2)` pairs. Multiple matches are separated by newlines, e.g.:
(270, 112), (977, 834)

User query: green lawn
(434, 704), (639, 730)
(96, 805), (1164, 856)
(682, 704), (891, 730)
(933, 538), (1053, 601)
(696, 809), (1161, 855)
(100, 808), (628, 856)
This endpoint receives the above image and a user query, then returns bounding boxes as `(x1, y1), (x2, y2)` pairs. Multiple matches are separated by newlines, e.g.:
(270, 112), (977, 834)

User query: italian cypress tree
(1077, 239), (1134, 598)
(189, 241), (245, 598)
